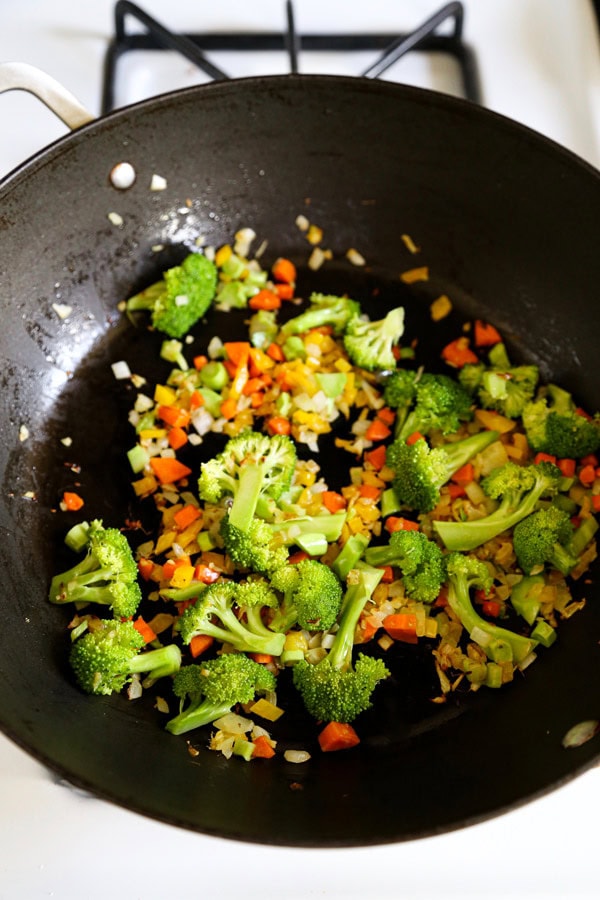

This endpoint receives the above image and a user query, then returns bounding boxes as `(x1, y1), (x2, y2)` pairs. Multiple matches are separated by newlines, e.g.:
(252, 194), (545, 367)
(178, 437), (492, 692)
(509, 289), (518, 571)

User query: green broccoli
(343, 306), (405, 372)
(177, 581), (286, 656)
(280, 292), (361, 337)
(386, 430), (500, 514)
(165, 654), (276, 736)
(220, 517), (290, 575)
(458, 343), (539, 419)
(445, 552), (536, 665)
(268, 559), (343, 633)
(126, 252), (218, 339)
(49, 519), (141, 618)
(197, 430), (296, 533)
(69, 618), (181, 696)
(433, 460), (563, 552)
(382, 368), (417, 433)
(522, 383), (600, 458)
(512, 506), (579, 576)
(364, 529), (446, 604)
(395, 372), (473, 442)
(234, 577), (281, 642)
(292, 562), (390, 723)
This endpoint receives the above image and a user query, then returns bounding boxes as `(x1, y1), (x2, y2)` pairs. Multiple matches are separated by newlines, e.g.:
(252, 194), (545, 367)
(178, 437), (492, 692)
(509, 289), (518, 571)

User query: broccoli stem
(328, 563), (384, 671)
(570, 515), (598, 556)
(228, 463), (265, 532)
(165, 700), (234, 736)
(128, 644), (182, 680)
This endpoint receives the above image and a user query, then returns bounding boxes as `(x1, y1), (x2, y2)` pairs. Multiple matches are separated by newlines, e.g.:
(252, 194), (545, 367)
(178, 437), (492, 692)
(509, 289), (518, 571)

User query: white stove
(1, 2), (599, 897)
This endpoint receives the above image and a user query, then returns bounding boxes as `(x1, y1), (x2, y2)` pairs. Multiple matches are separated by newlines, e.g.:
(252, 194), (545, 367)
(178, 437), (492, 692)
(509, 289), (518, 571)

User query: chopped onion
(150, 173), (167, 191)
(562, 719), (600, 749)
(111, 360), (131, 380)
(284, 749), (311, 764)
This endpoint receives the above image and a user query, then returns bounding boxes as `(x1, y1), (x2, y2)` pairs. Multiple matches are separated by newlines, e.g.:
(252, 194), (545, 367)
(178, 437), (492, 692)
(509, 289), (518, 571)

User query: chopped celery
(232, 738), (255, 761)
(510, 574), (545, 625)
(315, 372), (347, 398)
(127, 444), (149, 474)
(531, 619), (557, 648)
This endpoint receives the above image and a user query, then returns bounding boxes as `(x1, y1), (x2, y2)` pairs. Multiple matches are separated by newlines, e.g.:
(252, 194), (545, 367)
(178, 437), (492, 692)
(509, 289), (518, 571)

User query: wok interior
(0, 76), (598, 845)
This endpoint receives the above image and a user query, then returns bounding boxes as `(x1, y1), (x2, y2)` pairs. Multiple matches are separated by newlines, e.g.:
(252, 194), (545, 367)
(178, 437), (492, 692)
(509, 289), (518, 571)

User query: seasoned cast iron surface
(0, 76), (598, 845)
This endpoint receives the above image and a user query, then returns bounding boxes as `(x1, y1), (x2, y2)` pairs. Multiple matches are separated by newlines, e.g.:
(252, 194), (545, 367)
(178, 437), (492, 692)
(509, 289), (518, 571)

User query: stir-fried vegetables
(48, 230), (599, 762)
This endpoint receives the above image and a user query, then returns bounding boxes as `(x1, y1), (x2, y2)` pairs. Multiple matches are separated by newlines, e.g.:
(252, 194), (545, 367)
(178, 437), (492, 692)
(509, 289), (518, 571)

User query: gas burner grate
(102, 0), (481, 113)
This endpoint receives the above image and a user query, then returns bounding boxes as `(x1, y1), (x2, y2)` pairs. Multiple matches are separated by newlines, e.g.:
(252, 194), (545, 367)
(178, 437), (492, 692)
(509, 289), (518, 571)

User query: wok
(0, 67), (598, 847)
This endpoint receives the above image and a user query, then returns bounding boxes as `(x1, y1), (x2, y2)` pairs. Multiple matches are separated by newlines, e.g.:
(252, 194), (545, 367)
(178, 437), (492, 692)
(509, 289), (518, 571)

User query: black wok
(0, 72), (599, 847)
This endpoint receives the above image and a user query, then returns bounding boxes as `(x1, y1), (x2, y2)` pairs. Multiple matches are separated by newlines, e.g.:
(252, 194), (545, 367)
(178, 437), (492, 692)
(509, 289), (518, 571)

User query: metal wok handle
(0, 62), (95, 130)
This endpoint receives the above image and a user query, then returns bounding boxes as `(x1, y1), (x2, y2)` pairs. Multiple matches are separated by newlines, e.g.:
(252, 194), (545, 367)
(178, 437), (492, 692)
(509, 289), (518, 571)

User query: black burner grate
(102, 0), (481, 114)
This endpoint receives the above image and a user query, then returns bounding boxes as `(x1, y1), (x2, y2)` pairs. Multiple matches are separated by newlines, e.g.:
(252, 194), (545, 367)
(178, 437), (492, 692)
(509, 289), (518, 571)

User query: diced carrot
(321, 491), (347, 513)
(161, 558), (177, 581)
(383, 612), (418, 643)
(252, 735), (276, 759)
(242, 376), (267, 395)
(266, 341), (285, 362)
(365, 419), (391, 442)
(441, 337), (479, 368)
(482, 600), (501, 618)
(193, 354), (208, 370)
(474, 319), (502, 347)
(168, 426), (188, 450)
(581, 454), (598, 467)
(249, 653), (274, 665)
(137, 557), (155, 581)
(133, 616), (157, 644)
(364, 444), (387, 470)
(272, 257), (297, 284)
(406, 431), (424, 445)
(318, 721), (361, 753)
(591, 495), (600, 513)
(220, 397), (239, 420)
(250, 391), (265, 408)
(378, 566), (394, 583)
(62, 491), (84, 511)
(266, 416), (291, 435)
(248, 289), (281, 311)
(534, 452), (557, 465)
(189, 634), (214, 658)
(149, 457), (192, 484)
(451, 462), (474, 485)
(557, 458), (576, 478)
(223, 341), (250, 368)
(385, 516), (419, 533)
(189, 389), (204, 410)
(157, 404), (191, 429)
(579, 464), (596, 486)
(447, 483), (466, 499)
(575, 408), (593, 422)
(194, 563), (220, 584)
(376, 406), (396, 426)
(358, 483), (381, 500)
(174, 504), (201, 531)
(433, 589), (449, 608)
(273, 282), (295, 301)
(288, 550), (311, 564)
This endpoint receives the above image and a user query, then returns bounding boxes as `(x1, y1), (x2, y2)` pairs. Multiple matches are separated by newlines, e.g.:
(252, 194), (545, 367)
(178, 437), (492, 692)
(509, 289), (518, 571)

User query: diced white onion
(284, 750), (311, 764)
(111, 360), (132, 380)
(150, 173), (167, 191)
(52, 302), (72, 319)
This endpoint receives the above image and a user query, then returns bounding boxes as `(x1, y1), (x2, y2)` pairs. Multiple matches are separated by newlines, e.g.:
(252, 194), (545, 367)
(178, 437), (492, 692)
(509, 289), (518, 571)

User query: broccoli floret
(396, 372), (473, 442)
(382, 369), (417, 431)
(235, 577), (281, 641)
(269, 559), (343, 633)
(445, 553), (536, 665)
(220, 517), (290, 575)
(165, 654), (276, 736)
(198, 430), (296, 533)
(49, 520), (141, 618)
(292, 562), (390, 723)
(522, 383), (600, 458)
(512, 506), (578, 576)
(364, 529), (446, 603)
(386, 431), (500, 514)
(126, 252), (218, 338)
(343, 306), (405, 372)
(177, 581), (286, 657)
(459, 343), (539, 419)
(69, 618), (181, 696)
(280, 292), (361, 337)
(433, 460), (563, 552)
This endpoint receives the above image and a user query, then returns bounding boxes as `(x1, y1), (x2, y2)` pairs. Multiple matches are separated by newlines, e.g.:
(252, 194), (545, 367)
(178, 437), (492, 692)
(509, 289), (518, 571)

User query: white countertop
(1, 2), (599, 897)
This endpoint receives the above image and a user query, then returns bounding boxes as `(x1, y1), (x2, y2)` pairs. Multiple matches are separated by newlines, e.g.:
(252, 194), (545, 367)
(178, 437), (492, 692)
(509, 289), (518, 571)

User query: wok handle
(0, 62), (95, 130)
